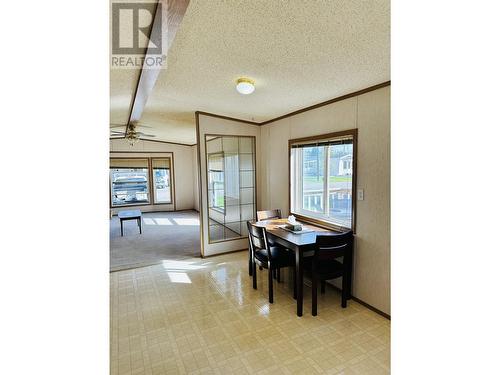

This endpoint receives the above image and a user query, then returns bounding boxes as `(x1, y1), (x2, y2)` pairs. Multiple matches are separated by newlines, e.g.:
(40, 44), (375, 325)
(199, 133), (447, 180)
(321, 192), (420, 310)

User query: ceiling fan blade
(111, 131), (125, 134)
(111, 123), (153, 129)
(137, 132), (156, 137)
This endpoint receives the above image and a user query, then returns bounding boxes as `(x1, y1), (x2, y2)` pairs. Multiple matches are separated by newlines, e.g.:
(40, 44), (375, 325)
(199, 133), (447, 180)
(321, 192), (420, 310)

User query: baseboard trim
(327, 284), (390, 320)
(351, 295), (390, 320)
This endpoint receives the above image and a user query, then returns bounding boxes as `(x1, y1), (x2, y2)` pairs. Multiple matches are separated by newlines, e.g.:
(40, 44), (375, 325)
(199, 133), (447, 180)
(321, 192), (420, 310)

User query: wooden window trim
(109, 155), (175, 209)
(288, 129), (358, 233)
(151, 157), (173, 205)
(110, 157), (151, 208)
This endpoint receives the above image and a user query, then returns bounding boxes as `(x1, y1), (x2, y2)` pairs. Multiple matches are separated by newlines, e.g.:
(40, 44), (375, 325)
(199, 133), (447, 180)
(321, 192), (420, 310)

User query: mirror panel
(206, 135), (256, 243)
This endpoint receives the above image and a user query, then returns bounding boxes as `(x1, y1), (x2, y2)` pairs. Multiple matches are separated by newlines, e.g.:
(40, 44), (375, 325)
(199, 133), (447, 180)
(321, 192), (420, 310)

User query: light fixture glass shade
(126, 134), (139, 146)
(236, 78), (255, 95)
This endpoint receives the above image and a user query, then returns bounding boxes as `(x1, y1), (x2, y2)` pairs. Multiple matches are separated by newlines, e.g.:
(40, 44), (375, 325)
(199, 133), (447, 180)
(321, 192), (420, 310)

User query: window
(152, 158), (172, 204)
(290, 130), (356, 230)
(110, 158), (150, 206)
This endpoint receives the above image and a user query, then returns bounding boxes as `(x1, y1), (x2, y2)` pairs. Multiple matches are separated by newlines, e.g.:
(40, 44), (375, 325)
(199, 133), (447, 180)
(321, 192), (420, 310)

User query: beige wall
(110, 139), (196, 212)
(260, 86), (391, 314)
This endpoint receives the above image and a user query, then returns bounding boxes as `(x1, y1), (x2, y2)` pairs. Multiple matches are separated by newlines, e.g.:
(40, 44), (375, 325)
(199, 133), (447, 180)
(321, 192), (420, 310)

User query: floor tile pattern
(111, 252), (390, 374)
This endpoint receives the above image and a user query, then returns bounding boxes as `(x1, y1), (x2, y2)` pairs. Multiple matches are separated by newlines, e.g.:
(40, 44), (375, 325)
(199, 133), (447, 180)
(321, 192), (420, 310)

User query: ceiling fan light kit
(126, 131), (140, 146)
(110, 123), (156, 146)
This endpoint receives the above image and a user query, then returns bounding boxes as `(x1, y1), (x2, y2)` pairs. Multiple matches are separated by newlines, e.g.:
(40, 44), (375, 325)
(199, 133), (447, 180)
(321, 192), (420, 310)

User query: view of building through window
(110, 168), (149, 206)
(291, 136), (354, 229)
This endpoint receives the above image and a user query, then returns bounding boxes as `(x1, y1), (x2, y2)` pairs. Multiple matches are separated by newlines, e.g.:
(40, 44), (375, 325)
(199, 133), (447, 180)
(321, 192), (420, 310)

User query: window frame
(151, 157), (173, 205)
(288, 129), (358, 232)
(109, 155), (175, 208)
(109, 157), (151, 208)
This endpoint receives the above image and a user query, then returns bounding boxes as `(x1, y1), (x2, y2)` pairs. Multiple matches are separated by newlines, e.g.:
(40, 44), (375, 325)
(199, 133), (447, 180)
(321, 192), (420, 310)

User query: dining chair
(249, 209), (282, 277)
(256, 209), (282, 221)
(310, 231), (354, 316)
(247, 221), (295, 303)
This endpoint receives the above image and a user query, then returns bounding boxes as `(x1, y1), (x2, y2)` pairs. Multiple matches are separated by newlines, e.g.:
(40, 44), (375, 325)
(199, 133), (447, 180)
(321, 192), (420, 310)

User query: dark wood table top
(118, 210), (142, 219)
(252, 218), (338, 248)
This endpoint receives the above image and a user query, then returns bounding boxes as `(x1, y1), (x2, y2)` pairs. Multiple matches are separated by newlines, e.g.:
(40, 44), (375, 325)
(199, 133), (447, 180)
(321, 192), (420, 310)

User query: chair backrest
(314, 231), (354, 262)
(247, 221), (269, 252)
(257, 209), (282, 221)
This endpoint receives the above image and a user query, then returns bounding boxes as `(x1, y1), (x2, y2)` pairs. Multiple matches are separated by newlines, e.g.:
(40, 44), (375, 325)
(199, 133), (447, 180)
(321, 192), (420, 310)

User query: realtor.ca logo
(111, 2), (165, 69)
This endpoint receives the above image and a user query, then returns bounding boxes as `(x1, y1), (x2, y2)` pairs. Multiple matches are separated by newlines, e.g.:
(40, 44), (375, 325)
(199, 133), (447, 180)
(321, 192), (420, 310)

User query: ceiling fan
(110, 123), (156, 146)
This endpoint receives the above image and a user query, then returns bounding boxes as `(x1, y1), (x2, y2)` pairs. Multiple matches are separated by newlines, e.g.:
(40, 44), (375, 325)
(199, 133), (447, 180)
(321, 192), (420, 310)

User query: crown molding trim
(196, 81), (391, 126)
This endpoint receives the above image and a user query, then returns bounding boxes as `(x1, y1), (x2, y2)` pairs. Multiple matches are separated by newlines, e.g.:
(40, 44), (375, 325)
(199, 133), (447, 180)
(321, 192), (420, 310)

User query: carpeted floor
(110, 210), (201, 271)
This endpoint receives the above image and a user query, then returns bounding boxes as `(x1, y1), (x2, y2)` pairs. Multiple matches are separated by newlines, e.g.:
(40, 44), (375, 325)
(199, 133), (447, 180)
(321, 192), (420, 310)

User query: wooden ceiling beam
(126, 0), (190, 135)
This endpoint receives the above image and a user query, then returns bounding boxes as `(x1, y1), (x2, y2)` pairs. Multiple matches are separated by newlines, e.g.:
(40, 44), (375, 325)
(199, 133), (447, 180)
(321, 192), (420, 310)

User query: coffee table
(118, 210), (142, 236)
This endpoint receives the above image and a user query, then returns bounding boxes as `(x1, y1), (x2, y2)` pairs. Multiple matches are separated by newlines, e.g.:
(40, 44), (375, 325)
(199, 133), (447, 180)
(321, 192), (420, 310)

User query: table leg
(120, 219), (123, 236)
(295, 249), (303, 317)
(138, 218), (142, 234)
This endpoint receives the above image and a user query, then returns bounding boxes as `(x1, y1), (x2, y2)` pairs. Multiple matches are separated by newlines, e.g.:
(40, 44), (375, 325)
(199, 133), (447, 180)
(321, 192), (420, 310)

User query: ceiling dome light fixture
(236, 77), (255, 95)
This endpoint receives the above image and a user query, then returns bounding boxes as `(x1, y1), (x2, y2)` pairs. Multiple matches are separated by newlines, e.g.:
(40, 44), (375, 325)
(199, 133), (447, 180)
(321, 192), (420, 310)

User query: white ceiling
(110, 0), (390, 145)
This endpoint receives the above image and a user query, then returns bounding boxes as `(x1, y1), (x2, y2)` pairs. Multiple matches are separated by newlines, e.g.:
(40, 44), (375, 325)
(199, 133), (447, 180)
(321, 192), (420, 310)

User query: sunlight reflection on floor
(143, 217), (173, 226)
(167, 272), (192, 284)
(162, 260), (208, 271)
(172, 217), (200, 226)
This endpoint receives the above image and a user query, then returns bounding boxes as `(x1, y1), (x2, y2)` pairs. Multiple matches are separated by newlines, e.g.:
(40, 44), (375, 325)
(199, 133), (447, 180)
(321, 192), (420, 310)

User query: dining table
(252, 218), (352, 317)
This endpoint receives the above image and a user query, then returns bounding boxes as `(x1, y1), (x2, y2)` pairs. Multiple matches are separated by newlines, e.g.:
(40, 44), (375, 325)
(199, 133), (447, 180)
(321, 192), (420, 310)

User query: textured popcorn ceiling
(110, 69), (141, 128)
(111, 0), (390, 144)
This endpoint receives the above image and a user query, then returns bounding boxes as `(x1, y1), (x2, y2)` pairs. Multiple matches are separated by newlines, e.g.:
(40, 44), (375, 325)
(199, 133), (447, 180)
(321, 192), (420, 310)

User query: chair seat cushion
(254, 246), (292, 267)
